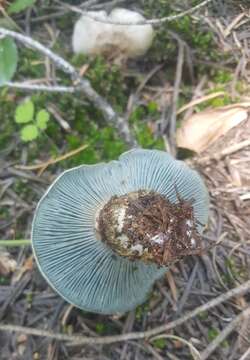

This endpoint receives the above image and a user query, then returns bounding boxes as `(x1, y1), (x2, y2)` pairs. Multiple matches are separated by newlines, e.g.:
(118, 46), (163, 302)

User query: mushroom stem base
(97, 190), (203, 266)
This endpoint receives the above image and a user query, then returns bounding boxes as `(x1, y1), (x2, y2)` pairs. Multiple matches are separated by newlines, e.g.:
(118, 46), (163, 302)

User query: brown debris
(192, 116), (250, 243)
(238, 312), (250, 354)
(98, 190), (203, 266)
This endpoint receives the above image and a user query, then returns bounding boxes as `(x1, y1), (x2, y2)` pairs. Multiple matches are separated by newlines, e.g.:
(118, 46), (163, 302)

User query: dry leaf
(12, 255), (33, 284)
(176, 103), (250, 153)
(191, 112), (250, 248)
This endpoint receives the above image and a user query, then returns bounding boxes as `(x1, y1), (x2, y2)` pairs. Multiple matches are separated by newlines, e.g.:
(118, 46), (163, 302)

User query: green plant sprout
(0, 239), (30, 246)
(15, 98), (50, 142)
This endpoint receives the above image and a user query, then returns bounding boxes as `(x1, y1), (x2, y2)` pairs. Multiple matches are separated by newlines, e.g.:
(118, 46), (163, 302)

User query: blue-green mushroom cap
(32, 149), (209, 314)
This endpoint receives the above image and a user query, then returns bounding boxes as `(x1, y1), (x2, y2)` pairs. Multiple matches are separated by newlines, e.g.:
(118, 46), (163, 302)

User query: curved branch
(6, 81), (76, 93)
(0, 279), (249, 346)
(200, 307), (250, 360)
(60, 0), (213, 26)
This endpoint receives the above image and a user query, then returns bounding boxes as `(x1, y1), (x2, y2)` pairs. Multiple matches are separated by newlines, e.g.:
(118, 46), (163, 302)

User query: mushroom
(32, 149), (209, 314)
(72, 8), (154, 59)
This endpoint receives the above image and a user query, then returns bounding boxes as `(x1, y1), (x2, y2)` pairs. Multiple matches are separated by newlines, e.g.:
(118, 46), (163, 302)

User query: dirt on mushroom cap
(98, 190), (203, 266)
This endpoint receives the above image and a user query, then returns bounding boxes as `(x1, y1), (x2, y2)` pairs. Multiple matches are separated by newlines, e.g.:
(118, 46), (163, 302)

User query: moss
(135, 305), (144, 320)
(0, 207), (9, 219)
(153, 338), (167, 349)
(225, 257), (247, 281)
(143, 1), (216, 63)
(209, 96), (231, 108)
(198, 311), (208, 320)
(130, 105), (164, 149)
(8, 50), (132, 165)
(26, 292), (33, 305)
(235, 81), (248, 94)
(208, 327), (219, 341)
(1, 22), (167, 169)
(97, 321), (121, 335)
(0, 89), (16, 149)
(197, 91), (232, 110)
(18, 48), (45, 79)
(135, 302), (150, 320)
(65, 125), (126, 167)
(95, 322), (107, 335)
(208, 327), (229, 348)
(72, 55), (128, 110)
(0, 276), (10, 285)
(13, 179), (27, 195)
(147, 101), (159, 114)
(213, 70), (233, 84)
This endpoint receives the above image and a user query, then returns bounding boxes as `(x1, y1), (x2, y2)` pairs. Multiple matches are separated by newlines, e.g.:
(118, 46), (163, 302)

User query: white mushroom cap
(72, 8), (154, 58)
(109, 8), (154, 57)
(72, 11), (111, 55)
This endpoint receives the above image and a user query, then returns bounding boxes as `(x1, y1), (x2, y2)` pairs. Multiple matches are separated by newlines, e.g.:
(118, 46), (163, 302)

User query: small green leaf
(8, 0), (36, 14)
(20, 125), (38, 142)
(0, 37), (18, 85)
(36, 109), (50, 130)
(15, 99), (34, 123)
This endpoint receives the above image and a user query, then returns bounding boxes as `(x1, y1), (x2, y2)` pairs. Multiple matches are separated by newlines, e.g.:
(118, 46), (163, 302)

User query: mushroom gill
(32, 149), (209, 314)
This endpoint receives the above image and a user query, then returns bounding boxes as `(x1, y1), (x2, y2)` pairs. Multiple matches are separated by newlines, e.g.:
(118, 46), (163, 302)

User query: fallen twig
(47, 104), (71, 132)
(150, 334), (201, 360)
(175, 262), (199, 316)
(239, 348), (250, 360)
(15, 143), (89, 174)
(0, 27), (137, 147)
(5, 82), (76, 93)
(0, 279), (249, 346)
(168, 32), (185, 156)
(177, 91), (225, 115)
(58, 0), (213, 26)
(199, 139), (250, 164)
(200, 307), (250, 360)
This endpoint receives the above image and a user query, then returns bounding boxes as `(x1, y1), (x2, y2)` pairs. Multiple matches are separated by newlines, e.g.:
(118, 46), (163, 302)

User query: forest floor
(0, 1), (250, 359)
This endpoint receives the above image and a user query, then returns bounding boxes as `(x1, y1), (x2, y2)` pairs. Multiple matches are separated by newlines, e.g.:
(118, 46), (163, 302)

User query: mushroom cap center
(96, 190), (202, 266)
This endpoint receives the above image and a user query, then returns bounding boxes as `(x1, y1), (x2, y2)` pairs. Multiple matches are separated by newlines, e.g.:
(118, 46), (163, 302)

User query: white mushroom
(72, 8), (154, 59)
